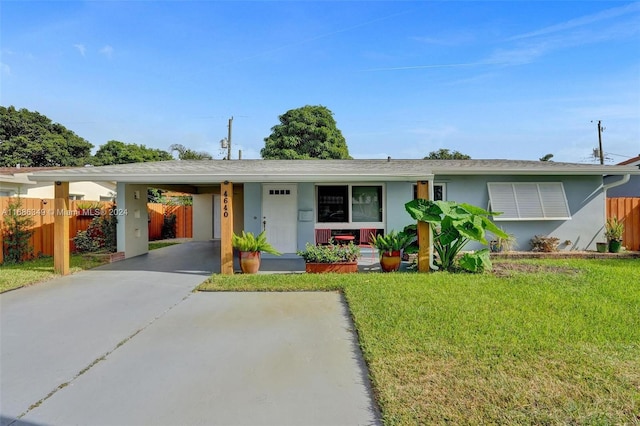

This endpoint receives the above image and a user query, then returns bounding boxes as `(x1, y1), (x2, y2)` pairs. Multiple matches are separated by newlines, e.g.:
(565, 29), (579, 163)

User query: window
(487, 182), (571, 221)
(69, 194), (84, 201)
(413, 183), (446, 201)
(352, 186), (382, 222)
(318, 186), (348, 222)
(317, 185), (383, 224)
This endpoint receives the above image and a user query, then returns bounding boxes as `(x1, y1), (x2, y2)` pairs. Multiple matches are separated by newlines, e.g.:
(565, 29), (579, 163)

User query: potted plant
(369, 229), (413, 272)
(596, 242), (608, 253)
(489, 230), (516, 253)
(605, 216), (624, 253)
(231, 231), (281, 274)
(76, 201), (102, 217)
(297, 240), (360, 273)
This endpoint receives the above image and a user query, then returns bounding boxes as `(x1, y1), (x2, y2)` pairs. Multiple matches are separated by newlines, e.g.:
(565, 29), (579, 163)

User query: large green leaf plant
(404, 200), (508, 272)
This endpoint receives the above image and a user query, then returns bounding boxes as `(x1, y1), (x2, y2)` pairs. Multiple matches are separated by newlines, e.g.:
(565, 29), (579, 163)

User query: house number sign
(223, 190), (230, 218)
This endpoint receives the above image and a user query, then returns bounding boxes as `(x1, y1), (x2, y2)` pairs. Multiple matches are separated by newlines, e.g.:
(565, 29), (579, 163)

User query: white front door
(262, 184), (298, 253)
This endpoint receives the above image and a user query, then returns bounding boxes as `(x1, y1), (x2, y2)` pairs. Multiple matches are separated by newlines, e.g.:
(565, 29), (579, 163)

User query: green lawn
(148, 241), (181, 250)
(198, 259), (640, 425)
(0, 254), (109, 293)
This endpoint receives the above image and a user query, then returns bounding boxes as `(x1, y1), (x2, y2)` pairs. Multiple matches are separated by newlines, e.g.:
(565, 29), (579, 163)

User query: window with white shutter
(487, 182), (571, 221)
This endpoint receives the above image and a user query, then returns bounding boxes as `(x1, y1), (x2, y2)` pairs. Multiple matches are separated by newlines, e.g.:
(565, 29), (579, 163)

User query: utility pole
(227, 116), (233, 160)
(597, 120), (604, 165)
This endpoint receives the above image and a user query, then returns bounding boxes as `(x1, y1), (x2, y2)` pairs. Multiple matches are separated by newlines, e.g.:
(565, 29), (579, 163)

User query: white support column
(116, 183), (149, 258)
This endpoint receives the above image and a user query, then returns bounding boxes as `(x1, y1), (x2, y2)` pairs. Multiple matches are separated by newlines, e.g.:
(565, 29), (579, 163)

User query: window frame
(412, 183), (446, 201)
(315, 183), (385, 230)
(487, 182), (571, 221)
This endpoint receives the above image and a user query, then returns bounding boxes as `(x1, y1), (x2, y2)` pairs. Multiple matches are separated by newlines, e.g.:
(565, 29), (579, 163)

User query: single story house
(27, 159), (639, 275)
(0, 167), (116, 201)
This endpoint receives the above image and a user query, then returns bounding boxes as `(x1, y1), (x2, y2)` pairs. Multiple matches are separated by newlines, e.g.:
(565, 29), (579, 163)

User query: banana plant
(404, 199), (508, 272)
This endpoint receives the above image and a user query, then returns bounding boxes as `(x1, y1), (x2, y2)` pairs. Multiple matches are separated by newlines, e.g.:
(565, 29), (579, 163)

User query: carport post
(416, 181), (431, 273)
(220, 181), (234, 275)
(54, 181), (70, 275)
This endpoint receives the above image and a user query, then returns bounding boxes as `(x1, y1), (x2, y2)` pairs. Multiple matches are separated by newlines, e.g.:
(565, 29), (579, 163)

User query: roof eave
(29, 173), (436, 183)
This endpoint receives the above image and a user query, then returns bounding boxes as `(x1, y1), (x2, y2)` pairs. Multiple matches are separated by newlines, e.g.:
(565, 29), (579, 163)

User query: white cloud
(74, 44), (86, 57)
(100, 45), (114, 59)
(509, 3), (640, 41)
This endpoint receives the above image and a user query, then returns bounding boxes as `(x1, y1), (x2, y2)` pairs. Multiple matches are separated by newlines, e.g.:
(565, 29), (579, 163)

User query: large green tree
(261, 105), (350, 159)
(92, 140), (172, 165)
(0, 106), (93, 166)
(424, 149), (471, 160)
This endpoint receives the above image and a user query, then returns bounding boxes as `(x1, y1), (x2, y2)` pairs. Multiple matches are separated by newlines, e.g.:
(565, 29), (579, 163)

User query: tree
(424, 149), (471, 160)
(0, 105), (93, 166)
(539, 153), (554, 161)
(261, 105), (350, 159)
(92, 140), (172, 165)
(2, 195), (35, 263)
(169, 144), (212, 160)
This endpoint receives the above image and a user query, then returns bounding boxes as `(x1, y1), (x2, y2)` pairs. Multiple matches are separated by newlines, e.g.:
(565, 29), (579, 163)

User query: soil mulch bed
(491, 251), (640, 260)
(490, 250), (638, 277)
(492, 261), (582, 278)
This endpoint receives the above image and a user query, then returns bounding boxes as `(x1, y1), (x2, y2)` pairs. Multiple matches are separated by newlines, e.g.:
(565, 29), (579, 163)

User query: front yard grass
(198, 259), (640, 425)
(0, 254), (109, 293)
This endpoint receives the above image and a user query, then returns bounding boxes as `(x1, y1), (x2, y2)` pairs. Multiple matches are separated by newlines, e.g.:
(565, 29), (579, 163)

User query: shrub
(161, 213), (177, 239)
(404, 200), (507, 272)
(297, 240), (360, 263)
(2, 196), (34, 263)
(72, 230), (99, 252)
(531, 235), (560, 252)
(72, 214), (117, 253)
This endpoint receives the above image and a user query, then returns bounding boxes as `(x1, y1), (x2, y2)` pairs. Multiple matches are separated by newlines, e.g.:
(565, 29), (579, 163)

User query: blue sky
(1, 1), (639, 163)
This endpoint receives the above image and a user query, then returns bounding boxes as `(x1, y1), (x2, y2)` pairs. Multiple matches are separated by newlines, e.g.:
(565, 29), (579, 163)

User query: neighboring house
(604, 156), (640, 197)
(29, 159), (639, 265)
(0, 167), (116, 201)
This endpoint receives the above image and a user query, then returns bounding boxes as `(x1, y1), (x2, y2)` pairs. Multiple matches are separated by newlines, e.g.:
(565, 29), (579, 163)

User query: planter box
(305, 262), (358, 274)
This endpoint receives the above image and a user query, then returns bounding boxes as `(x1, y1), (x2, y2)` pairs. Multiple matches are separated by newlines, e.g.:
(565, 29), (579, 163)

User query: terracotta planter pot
(305, 262), (358, 274)
(239, 251), (261, 274)
(380, 251), (401, 272)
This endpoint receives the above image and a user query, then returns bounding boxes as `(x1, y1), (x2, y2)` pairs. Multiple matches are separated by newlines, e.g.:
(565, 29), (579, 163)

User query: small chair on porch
(359, 228), (377, 260)
(315, 228), (331, 245)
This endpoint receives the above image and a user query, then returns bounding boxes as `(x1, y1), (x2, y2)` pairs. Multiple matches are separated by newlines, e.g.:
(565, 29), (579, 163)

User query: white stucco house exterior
(27, 159), (639, 274)
(0, 167), (116, 201)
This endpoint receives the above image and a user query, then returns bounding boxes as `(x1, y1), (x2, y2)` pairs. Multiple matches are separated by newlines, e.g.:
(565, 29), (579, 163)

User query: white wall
(116, 183), (149, 258)
(192, 193), (213, 241)
(0, 180), (116, 200)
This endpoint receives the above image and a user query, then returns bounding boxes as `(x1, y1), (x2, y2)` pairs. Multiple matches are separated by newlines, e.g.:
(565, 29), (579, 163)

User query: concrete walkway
(0, 242), (380, 425)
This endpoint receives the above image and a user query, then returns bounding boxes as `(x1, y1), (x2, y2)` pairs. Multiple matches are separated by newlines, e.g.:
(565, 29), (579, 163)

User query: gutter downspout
(603, 174), (630, 192)
(428, 180), (439, 271)
(601, 173), (631, 240)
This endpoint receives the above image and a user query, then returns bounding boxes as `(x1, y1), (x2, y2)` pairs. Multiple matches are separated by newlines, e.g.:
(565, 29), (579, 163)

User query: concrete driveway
(1, 242), (380, 425)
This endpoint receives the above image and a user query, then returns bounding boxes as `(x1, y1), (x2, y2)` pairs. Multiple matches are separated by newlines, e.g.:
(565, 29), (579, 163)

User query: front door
(262, 184), (298, 253)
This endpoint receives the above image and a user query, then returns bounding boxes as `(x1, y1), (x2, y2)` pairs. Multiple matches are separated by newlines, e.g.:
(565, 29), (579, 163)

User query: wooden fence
(1, 197), (193, 264)
(607, 197), (640, 251)
(147, 203), (193, 240)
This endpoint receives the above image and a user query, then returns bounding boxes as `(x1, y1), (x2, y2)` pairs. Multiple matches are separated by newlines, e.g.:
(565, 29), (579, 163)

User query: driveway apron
(1, 242), (379, 425)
